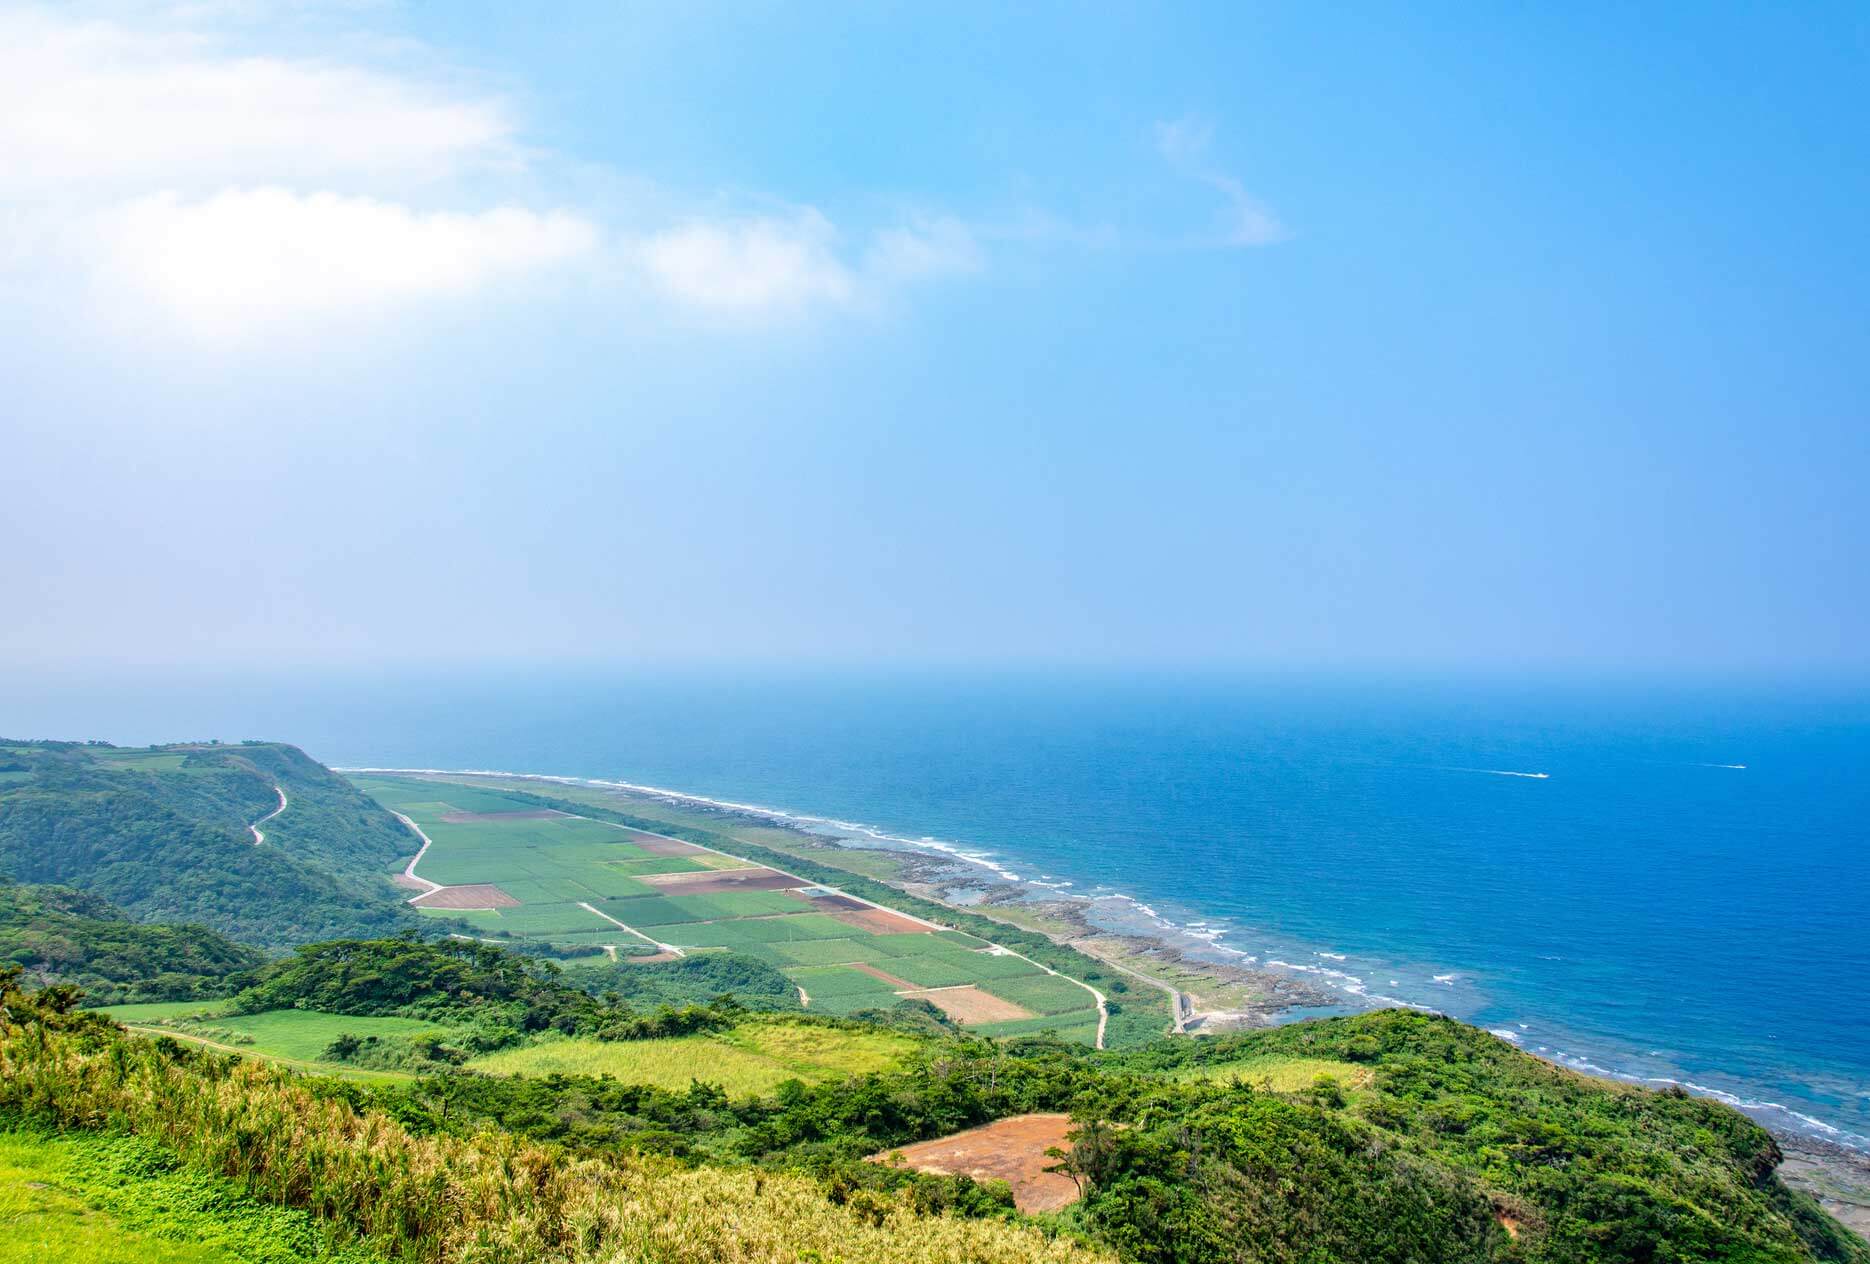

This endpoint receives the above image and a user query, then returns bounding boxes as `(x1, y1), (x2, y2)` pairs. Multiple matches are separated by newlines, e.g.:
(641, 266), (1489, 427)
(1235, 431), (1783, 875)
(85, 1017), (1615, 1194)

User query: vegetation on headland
(0, 743), (1863, 1261)
(0, 880), (262, 1003)
(0, 1125), (382, 1264)
(8, 945), (1864, 1263)
(2, 974), (1108, 1264)
(0, 741), (424, 947)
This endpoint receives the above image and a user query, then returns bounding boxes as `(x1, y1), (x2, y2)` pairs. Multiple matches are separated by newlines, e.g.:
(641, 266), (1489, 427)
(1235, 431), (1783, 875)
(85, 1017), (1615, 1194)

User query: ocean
(8, 668), (1867, 1145)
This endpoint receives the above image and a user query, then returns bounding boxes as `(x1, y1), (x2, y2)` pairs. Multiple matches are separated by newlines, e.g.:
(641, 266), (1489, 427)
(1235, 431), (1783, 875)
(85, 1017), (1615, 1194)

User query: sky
(1, 1), (1866, 674)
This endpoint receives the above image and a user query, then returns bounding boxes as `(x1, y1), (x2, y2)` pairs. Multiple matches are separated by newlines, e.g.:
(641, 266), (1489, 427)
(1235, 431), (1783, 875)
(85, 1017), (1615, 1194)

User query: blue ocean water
(7, 669), (1867, 1144)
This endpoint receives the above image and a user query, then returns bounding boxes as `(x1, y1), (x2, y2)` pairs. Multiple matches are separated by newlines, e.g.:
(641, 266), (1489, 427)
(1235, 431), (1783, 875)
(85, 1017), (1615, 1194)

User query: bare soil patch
(389, 872), (428, 891)
(852, 963), (918, 989)
(830, 906), (930, 935)
(803, 892), (870, 912)
(628, 836), (710, 857)
(411, 884), (520, 909)
(871, 1114), (1079, 1212)
(439, 809), (565, 823)
(639, 868), (802, 894)
(900, 985), (1034, 1025)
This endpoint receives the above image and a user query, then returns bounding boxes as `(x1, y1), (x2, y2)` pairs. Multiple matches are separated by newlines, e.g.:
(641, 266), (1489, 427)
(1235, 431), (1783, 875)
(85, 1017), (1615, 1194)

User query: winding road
(248, 785), (288, 845)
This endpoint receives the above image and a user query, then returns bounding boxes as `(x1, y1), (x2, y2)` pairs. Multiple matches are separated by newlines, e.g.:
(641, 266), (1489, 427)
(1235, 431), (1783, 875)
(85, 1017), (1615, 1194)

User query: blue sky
(1, 2), (1865, 672)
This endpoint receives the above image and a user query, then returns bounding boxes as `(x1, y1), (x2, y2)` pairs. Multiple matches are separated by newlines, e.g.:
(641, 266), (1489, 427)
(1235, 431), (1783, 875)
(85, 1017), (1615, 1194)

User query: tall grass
(0, 1014), (1109, 1264)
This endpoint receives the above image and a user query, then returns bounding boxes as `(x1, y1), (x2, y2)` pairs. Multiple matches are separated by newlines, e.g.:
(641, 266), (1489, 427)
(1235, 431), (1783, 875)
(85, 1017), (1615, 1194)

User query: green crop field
(980, 972), (1098, 1016)
(349, 774), (1104, 1038)
(768, 937), (892, 966)
(784, 964), (901, 999)
(464, 1019), (916, 1095)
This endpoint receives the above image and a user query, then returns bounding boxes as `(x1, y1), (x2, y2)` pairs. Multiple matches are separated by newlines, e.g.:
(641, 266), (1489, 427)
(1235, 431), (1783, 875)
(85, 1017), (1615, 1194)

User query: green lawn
(189, 1010), (440, 1062)
(109, 1008), (440, 1081)
(464, 1019), (915, 1094)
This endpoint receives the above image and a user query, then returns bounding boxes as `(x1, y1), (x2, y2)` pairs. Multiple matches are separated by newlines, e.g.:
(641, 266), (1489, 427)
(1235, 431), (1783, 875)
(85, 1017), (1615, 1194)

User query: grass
(0, 1126), (380, 1264)
(1156, 1056), (1375, 1092)
(180, 1011), (440, 1063)
(111, 1009), (440, 1081)
(464, 1019), (918, 1095)
(5, 1021), (1112, 1264)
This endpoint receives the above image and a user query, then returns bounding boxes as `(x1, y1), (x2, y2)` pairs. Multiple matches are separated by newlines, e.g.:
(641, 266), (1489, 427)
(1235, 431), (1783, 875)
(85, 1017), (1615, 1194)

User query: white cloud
(638, 210), (981, 318)
(0, 7), (515, 195)
(0, 4), (987, 340)
(92, 187), (597, 334)
(865, 215), (984, 284)
(1155, 114), (1287, 247)
(639, 211), (856, 315)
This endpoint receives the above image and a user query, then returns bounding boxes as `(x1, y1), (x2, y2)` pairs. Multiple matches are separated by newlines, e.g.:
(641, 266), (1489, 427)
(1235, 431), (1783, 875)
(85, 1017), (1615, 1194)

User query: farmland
(351, 774), (1105, 1042)
(465, 1017), (918, 1094)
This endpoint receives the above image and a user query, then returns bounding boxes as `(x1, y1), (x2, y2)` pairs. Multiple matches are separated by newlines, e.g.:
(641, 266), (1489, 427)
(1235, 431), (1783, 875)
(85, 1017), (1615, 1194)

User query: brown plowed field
(870, 1114), (1079, 1212)
(900, 985), (1033, 1024)
(803, 892), (869, 912)
(852, 963), (918, 989)
(411, 884), (520, 909)
(638, 868), (802, 894)
(830, 906), (930, 934)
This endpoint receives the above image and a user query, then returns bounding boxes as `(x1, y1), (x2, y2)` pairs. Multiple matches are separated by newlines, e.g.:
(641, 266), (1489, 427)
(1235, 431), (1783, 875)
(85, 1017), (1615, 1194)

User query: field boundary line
(578, 900), (685, 957)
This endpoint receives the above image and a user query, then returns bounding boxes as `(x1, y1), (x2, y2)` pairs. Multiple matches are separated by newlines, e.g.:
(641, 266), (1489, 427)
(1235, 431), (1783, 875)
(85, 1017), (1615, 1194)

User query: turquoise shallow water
(8, 670), (1867, 1144)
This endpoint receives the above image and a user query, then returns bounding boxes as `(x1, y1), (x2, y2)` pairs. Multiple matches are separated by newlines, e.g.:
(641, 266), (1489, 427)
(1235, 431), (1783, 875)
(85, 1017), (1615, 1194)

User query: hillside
(0, 741), (423, 947)
(0, 881), (262, 1003)
(8, 930), (1861, 1264)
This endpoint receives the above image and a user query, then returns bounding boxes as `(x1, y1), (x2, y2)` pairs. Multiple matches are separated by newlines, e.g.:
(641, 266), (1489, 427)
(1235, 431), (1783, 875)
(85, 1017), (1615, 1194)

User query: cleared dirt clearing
(900, 985), (1034, 1024)
(639, 868), (802, 894)
(831, 906), (931, 935)
(872, 1114), (1080, 1212)
(852, 963), (918, 989)
(411, 884), (521, 909)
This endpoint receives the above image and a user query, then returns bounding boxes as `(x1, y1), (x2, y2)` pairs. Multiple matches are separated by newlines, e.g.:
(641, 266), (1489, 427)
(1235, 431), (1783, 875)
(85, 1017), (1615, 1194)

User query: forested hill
(0, 880), (262, 1003)
(0, 740), (421, 947)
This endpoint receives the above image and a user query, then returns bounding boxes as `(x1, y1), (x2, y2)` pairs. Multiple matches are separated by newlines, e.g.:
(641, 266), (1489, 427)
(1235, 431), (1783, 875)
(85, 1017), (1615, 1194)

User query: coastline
(340, 763), (1870, 1239)
(341, 764), (1345, 1030)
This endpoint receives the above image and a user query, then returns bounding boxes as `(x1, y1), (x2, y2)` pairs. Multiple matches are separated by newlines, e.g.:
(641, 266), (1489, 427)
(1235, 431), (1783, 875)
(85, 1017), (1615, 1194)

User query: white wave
(1431, 973), (1458, 985)
(1489, 1028), (1523, 1044)
(1317, 951), (1347, 961)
